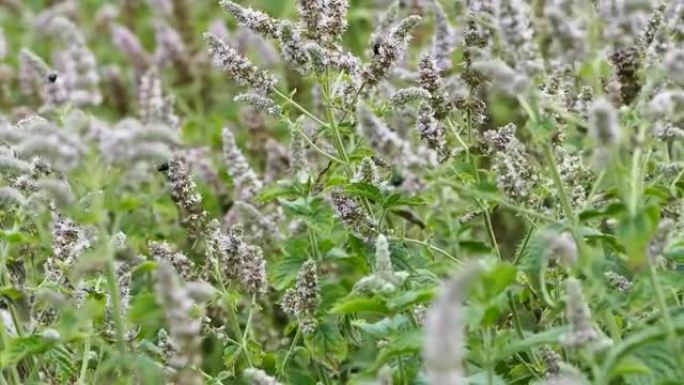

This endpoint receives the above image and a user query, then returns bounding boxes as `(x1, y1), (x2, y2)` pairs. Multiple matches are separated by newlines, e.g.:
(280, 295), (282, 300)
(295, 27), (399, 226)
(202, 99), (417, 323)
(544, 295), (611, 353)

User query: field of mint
(0, 0), (684, 384)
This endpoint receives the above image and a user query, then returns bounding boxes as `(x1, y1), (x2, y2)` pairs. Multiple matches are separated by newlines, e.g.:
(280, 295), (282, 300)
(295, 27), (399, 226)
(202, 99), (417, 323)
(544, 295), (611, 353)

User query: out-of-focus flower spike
(153, 19), (192, 82)
(49, 16), (102, 106)
(588, 98), (620, 147)
(146, 0), (174, 17)
(154, 261), (203, 385)
(430, 0), (457, 71)
(111, 23), (151, 73)
(0, 27), (6, 60)
(222, 127), (263, 201)
(19, 49), (68, 110)
(424, 263), (483, 385)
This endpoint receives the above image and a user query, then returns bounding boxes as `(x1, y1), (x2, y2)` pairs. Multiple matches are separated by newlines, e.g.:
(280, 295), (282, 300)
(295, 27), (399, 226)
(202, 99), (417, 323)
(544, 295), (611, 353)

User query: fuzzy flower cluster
(481, 123), (538, 204)
(204, 32), (277, 94)
(206, 220), (268, 295)
(355, 234), (408, 293)
(423, 263), (483, 385)
(154, 261), (206, 385)
(163, 155), (208, 237)
(222, 127), (264, 202)
(281, 260), (319, 333)
(561, 278), (608, 349)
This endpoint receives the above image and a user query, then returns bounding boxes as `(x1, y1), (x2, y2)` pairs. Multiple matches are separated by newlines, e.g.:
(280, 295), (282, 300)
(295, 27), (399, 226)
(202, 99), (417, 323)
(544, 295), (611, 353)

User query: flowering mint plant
(0, 1), (682, 385)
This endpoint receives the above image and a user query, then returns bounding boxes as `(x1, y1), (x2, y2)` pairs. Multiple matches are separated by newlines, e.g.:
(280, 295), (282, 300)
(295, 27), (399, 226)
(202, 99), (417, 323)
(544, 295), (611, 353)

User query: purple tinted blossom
(204, 32), (277, 94)
(220, 0), (280, 39)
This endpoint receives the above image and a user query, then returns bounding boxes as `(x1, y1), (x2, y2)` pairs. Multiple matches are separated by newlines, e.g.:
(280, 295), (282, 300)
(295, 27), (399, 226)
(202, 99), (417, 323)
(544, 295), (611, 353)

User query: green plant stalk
(389, 235), (461, 264)
(278, 328), (301, 378)
(210, 256), (251, 365)
(284, 116), (342, 163)
(321, 74), (377, 221)
(440, 180), (563, 225)
(272, 88), (329, 128)
(237, 294), (257, 367)
(78, 332), (92, 385)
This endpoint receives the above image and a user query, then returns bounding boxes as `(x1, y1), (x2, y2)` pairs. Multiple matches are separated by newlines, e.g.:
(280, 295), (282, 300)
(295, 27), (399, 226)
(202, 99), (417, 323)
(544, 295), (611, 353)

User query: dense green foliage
(0, 1), (684, 385)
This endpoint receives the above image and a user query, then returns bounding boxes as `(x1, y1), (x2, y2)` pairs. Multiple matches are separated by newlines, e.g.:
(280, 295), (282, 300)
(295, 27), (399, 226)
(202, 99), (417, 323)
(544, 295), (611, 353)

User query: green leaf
(494, 327), (567, 360)
(473, 263), (517, 303)
(467, 371), (506, 385)
(0, 334), (56, 366)
(0, 229), (27, 244)
(373, 328), (422, 370)
(383, 193), (426, 209)
(330, 296), (389, 315)
(344, 183), (383, 202)
(0, 286), (23, 301)
(617, 206), (660, 270)
(386, 288), (436, 313)
(305, 319), (348, 370)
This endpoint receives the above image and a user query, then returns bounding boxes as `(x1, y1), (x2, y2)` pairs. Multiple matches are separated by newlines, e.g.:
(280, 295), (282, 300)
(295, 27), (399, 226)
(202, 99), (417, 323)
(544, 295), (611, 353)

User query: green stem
(390, 236), (461, 264)
(285, 116), (342, 163)
(78, 331), (92, 385)
(279, 328), (301, 378)
(441, 180), (563, 225)
(273, 88), (329, 128)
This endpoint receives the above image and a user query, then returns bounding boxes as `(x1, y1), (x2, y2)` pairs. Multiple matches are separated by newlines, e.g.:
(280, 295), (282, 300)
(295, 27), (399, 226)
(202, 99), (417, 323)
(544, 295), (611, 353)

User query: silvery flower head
(324, 0), (349, 39)
(297, 0), (325, 39)
(560, 278), (608, 349)
(277, 21), (309, 68)
(281, 260), (319, 333)
(390, 87), (430, 107)
(19, 49), (68, 110)
(154, 261), (203, 385)
(244, 368), (282, 385)
(424, 263), (483, 385)
(222, 127), (263, 201)
(355, 234), (408, 293)
(163, 154), (208, 237)
(417, 102), (448, 160)
(361, 15), (422, 88)
(220, 0), (281, 39)
(49, 16), (102, 106)
(588, 98), (620, 146)
(204, 32), (277, 94)
(234, 94), (280, 116)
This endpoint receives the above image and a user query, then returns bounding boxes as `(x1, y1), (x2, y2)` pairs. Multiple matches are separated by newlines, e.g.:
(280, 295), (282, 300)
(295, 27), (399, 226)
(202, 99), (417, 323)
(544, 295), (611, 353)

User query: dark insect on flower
(157, 161), (170, 172)
(47, 73), (58, 83)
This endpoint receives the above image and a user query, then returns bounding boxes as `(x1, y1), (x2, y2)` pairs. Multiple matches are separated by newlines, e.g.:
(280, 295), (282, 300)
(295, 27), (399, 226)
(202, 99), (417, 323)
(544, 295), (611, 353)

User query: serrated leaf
(387, 288), (436, 313)
(330, 296), (389, 315)
(344, 183), (383, 202)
